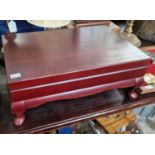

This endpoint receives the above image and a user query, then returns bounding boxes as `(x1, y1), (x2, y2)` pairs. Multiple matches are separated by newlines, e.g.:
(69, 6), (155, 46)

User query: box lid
(3, 25), (151, 89)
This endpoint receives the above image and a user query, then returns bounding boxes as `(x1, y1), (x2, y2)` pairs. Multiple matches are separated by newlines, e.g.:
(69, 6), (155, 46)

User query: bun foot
(128, 90), (138, 100)
(14, 114), (25, 126)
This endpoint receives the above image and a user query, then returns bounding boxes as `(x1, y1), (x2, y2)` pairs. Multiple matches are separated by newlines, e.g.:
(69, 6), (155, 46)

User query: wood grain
(2, 25), (151, 126)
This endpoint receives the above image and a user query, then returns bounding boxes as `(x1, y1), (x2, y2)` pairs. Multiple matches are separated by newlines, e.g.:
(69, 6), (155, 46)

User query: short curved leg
(14, 113), (25, 126)
(11, 101), (26, 126)
(128, 89), (138, 100)
(128, 77), (144, 100)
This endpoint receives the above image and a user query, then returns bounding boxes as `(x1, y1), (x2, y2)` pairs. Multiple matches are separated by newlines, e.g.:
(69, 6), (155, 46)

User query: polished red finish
(2, 25), (151, 126)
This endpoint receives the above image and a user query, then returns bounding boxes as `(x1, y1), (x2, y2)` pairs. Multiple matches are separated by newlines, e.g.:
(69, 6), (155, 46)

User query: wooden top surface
(3, 25), (150, 84)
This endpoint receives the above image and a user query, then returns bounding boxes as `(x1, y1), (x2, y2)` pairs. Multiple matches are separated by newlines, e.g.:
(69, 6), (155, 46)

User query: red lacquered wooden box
(2, 25), (151, 126)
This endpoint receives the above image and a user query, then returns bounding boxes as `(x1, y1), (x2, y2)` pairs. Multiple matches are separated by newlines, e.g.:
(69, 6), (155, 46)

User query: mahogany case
(2, 25), (151, 126)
